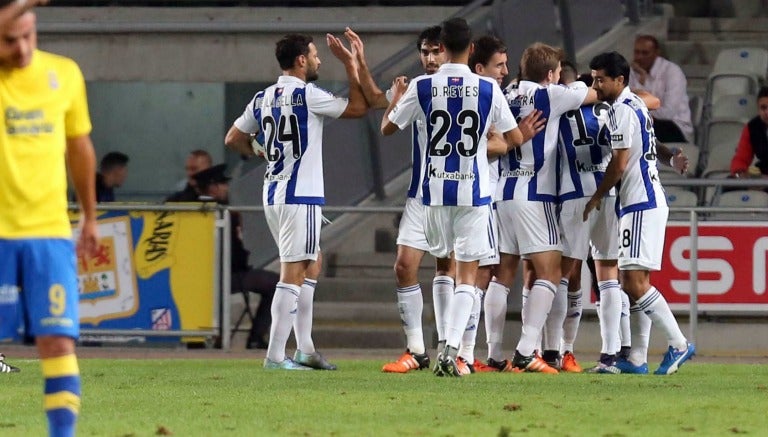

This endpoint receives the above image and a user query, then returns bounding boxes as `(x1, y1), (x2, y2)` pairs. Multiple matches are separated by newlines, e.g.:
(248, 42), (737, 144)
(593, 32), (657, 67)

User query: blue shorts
(0, 238), (80, 340)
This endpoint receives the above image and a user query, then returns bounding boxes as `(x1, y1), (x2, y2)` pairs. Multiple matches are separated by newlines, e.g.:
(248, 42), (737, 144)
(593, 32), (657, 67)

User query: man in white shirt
(629, 35), (693, 143)
(225, 33), (367, 370)
(585, 51), (695, 375)
(382, 17), (524, 377)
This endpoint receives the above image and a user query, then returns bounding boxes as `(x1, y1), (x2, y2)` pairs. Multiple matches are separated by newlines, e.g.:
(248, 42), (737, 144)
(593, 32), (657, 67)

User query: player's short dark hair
(440, 17), (472, 54)
(275, 34), (313, 71)
(520, 42), (564, 83)
(758, 86), (768, 100)
(589, 51), (630, 83)
(416, 25), (441, 51)
(577, 72), (594, 87)
(469, 35), (506, 71)
(100, 152), (129, 172)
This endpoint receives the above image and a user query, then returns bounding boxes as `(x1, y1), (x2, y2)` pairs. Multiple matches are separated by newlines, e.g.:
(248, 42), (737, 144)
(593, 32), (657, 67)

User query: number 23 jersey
(234, 75), (348, 205)
(388, 63), (516, 207)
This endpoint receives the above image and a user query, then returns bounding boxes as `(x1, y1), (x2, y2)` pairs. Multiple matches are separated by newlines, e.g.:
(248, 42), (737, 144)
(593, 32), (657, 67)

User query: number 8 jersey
(388, 63), (516, 207)
(234, 75), (348, 205)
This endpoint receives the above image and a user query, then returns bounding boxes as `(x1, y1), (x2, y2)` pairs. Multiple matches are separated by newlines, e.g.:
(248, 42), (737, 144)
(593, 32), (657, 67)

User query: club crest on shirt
(48, 71), (59, 90)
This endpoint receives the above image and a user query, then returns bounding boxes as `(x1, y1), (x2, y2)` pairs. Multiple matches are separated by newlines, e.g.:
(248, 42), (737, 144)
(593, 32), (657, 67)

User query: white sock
(635, 286), (688, 350)
(432, 275), (454, 343)
(620, 290), (631, 349)
(484, 281), (509, 361)
(294, 279), (317, 354)
(459, 288), (483, 363)
(516, 280), (556, 356)
(628, 305), (652, 366)
(562, 288), (583, 353)
(597, 280), (621, 355)
(521, 286), (530, 324)
(266, 282), (300, 362)
(397, 284), (425, 354)
(543, 279), (568, 352)
(445, 284), (476, 349)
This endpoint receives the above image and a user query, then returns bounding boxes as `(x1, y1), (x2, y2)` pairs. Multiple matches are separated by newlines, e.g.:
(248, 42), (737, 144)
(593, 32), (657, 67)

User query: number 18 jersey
(388, 63), (516, 207)
(234, 75), (348, 205)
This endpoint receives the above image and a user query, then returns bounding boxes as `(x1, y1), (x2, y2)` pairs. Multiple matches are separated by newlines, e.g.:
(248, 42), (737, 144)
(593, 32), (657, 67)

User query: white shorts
(264, 203), (321, 263)
(479, 206), (500, 267)
(396, 197), (430, 252)
(497, 199), (561, 256)
(560, 197), (619, 261)
(618, 207), (668, 271)
(424, 204), (494, 262)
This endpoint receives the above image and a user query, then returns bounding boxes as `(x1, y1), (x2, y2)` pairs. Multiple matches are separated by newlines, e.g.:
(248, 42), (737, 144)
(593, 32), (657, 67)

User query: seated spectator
(629, 34), (693, 143)
(166, 150), (212, 202)
(730, 86), (768, 178)
(96, 151), (129, 202)
(193, 164), (277, 350)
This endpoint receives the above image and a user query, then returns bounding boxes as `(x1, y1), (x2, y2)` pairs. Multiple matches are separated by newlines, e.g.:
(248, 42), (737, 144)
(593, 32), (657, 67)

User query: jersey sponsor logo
(0, 284), (19, 305)
(576, 160), (607, 173)
(427, 163), (476, 180)
(500, 168), (535, 178)
(610, 134), (623, 141)
(265, 173), (292, 182)
(48, 71), (59, 90)
(4, 107), (54, 135)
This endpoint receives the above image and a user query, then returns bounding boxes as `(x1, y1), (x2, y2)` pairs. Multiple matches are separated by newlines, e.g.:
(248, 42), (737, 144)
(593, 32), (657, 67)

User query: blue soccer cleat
(654, 342), (695, 375)
(263, 357), (313, 370)
(611, 357), (649, 374)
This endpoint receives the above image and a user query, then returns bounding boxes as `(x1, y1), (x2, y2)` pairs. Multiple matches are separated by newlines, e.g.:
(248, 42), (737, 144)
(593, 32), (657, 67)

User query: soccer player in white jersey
(345, 25), (458, 373)
(464, 35), (545, 373)
(225, 33), (367, 370)
(585, 51), (695, 375)
(382, 18), (525, 377)
(494, 43), (598, 373)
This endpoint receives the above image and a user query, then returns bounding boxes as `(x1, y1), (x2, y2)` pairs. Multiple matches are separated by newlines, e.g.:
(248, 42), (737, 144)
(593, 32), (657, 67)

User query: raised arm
(344, 27), (389, 109)
(634, 89), (661, 110)
(381, 76), (409, 135)
(326, 33), (368, 118)
(1, 0), (47, 30)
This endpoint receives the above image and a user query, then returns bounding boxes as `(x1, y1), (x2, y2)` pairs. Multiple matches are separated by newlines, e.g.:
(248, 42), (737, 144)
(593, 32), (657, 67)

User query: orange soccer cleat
(561, 351), (583, 373)
(382, 349), (431, 373)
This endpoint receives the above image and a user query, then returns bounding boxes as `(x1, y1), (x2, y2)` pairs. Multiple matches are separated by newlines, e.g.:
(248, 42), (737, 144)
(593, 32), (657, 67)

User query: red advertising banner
(653, 222), (768, 311)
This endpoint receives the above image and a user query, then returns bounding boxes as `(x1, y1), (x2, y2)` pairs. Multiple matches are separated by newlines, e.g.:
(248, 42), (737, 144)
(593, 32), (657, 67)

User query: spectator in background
(193, 164), (277, 350)
(629, 34), (693, 143)
(730, 86), (768, 178)
(96, 151), (129, 202)
(166, 149), (212, 202)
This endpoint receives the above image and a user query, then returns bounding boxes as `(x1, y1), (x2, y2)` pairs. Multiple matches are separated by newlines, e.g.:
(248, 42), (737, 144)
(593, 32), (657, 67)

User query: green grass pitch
(2, 359), (767, 436)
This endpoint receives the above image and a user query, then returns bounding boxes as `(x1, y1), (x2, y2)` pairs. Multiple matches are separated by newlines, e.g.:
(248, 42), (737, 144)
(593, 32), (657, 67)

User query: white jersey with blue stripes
(499, 80), (588, 202)
(387, 88), (427, 199)
(607, 87), (666, 216)
(388, 63), (516, 206)
(558, 83), (615, 200)
(234, 75), (348, 205)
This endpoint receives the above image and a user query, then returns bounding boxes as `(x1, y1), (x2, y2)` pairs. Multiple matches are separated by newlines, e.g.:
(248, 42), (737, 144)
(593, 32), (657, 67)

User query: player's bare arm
(583, 147), (629, 221)
(327, 33), (368, 118)
(633, 89), (661, 110)
(0, 0), (48, 30)
(656, 141), (689, 175)
(582, 87), (600, 105)
(344, 27), (389, 109)
(380, 76), (408, 135)
(66, 134), (99, 258)
(224, 125), (256, 157)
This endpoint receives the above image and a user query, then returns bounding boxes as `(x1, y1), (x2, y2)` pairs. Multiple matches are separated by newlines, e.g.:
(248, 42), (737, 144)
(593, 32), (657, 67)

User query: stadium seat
(705, 48), (768, 109)
(665, 187), (699, 221)
(710, 94), (755, 123)
(710, 189), (768, 221)
(702, 120), (742, 166)
(689, 95), (704, 142)
(704, 48), (766, 125)
(702, 170), (731, 208)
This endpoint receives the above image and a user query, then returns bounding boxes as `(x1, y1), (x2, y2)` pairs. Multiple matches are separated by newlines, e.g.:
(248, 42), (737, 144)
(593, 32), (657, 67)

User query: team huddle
(225, 17), (696, 376)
